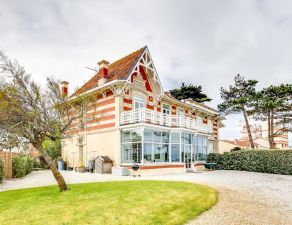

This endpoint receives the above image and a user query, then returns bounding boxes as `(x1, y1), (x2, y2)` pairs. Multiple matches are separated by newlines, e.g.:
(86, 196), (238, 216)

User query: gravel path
(1, 170), (291, 224)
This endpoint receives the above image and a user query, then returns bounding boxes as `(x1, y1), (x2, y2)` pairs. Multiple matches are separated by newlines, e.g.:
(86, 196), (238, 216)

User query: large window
(121, 128), (209, 164)
(195, 135), (208, 161)
(121, 129), (142, 163)
(170, 132), (180, 162)
(143, 129), (169, 163)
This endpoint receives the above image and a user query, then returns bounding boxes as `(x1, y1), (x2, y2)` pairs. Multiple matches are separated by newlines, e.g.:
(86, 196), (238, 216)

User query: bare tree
(0, 51), (91, 191)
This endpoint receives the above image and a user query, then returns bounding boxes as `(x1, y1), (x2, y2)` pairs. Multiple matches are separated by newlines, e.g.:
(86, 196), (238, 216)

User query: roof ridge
(109, 46), (147, 67)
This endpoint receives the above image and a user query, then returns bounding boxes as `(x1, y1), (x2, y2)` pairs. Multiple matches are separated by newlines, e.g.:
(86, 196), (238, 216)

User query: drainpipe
(84, 107), (88, 166)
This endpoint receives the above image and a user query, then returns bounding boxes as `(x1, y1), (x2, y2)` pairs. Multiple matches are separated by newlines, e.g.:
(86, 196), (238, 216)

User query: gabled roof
(72, 46), (147, 96)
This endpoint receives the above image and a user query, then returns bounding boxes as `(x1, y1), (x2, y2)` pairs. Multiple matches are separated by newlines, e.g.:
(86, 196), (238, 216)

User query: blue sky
(0, 0), (291, 144)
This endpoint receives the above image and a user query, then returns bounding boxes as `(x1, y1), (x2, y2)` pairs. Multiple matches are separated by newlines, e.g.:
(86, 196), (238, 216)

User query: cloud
(1, 0), (291, 141)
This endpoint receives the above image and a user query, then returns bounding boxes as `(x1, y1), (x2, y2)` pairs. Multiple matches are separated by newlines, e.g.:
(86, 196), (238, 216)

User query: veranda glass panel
(171, 132), (180, 143)
(162, 131), (169, 143)
(131, 129), (142, 142)
(144, 143), (153, 162)
(192, 135), (198, 161)
(154, 143), (162, 162)
(154, 131), (161, 142)
(144, 129), (153, 142)
(196, 135), (208, 161)
(183, 133), (192, 144)
(121, 144), (132, 163)
(171, 144), (180, 162)
(132, 143), (142, 163)
(122, 130), (131, 142)
(161, 144), (169, 162)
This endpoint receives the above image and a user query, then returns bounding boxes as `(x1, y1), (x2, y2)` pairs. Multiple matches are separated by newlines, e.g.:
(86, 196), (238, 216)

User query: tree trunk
(34, 143), (68, 192)
(268, 111), (272, 148)
(242, 108), (255, 149)
(270, 110), (276, 149)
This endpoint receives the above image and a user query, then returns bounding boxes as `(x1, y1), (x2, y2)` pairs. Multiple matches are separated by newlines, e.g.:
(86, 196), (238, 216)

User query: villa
(61, 46), (224, 174)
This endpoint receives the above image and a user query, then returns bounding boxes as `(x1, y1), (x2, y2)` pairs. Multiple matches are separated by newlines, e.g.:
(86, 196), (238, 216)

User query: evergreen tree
(250, 84), (292, 149)
(218, 74), (258, 149)
(170, 83), (211, 103)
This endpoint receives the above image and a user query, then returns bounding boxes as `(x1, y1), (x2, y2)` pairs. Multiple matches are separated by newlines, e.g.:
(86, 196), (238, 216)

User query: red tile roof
(72, 46), (146, 96)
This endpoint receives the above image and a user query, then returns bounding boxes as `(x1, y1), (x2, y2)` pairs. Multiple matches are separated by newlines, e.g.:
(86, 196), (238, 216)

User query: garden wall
(207, 150), (292, 175)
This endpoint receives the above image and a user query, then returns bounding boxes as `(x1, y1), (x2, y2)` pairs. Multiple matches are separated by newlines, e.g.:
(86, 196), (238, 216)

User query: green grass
(0, 181), (217, 225)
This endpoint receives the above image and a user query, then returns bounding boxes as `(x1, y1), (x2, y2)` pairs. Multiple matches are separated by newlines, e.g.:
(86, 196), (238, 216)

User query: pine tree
(250, 84), (292, 149)
(218, 74), (258, 149)
(170, 83), (211, 103)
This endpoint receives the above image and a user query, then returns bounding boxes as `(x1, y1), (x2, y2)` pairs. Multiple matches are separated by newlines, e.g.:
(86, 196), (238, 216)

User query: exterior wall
(68, 90), (116, 136)
(128, 165), (185, 175)
(85, 129), (119, 165)
(63, 89), (119, 168)
(218, 141), (238, 153)
(62, 128), (119, 167)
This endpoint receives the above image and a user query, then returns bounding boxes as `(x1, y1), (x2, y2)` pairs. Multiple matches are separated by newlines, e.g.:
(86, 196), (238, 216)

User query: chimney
(61, 81), (69, 97)
(98, 60), (110, 78)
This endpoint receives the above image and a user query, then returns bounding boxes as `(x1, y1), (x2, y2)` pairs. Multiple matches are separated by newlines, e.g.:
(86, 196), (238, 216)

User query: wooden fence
(0, 151), (15, 179)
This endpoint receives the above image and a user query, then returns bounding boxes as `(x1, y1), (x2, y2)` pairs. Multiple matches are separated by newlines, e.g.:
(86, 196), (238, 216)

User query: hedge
(0, 159), (4, 183)
(207, 150), (292, 175)
(12, 155), (34, 178)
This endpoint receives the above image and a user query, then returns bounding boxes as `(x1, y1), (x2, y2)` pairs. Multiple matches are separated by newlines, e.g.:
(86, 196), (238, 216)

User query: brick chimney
(98, 60), (110, 78)
(61, 81), (69, 97)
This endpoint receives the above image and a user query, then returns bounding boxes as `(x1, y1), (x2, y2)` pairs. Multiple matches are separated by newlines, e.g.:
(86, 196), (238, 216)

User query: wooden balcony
(120, 109), (211, 133)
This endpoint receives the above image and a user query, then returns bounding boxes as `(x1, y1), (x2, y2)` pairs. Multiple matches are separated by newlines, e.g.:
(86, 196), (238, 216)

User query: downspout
(84, 106), (88, 166)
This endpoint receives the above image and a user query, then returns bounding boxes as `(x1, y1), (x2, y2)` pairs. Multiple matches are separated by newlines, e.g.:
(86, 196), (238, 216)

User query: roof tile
(72, 46), (146, 96)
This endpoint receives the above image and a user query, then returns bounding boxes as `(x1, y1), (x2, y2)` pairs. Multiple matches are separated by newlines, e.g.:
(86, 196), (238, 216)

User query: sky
(0, 0), (292, 144)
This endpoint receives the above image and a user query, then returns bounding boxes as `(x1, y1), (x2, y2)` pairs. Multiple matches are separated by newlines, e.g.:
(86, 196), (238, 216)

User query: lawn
(0, 181), (217, 225)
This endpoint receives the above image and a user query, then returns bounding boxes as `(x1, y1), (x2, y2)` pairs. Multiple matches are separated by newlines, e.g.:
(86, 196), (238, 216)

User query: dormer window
(162, 104), (170, 115)
(134, 96), (145, 110)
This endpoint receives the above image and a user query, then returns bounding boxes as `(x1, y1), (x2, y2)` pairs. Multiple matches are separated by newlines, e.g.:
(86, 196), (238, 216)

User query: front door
(184, 145), (192, 169)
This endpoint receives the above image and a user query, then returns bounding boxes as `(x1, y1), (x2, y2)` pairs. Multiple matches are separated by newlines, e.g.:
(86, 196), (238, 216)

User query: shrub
(0, 159), (4, 183)
(42, 139), (61, 162)
(207, 150), (292, 175)
(230, 147), (241, 152)
(12, 155), (34, 178)
(25, 157), (34, 174)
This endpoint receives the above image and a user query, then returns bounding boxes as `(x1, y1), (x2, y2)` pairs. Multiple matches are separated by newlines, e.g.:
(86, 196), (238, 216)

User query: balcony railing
(120, 109), (210, 133)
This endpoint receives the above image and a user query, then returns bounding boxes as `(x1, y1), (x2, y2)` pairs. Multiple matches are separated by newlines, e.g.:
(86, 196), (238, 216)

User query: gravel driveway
(1, 170), (291, 224)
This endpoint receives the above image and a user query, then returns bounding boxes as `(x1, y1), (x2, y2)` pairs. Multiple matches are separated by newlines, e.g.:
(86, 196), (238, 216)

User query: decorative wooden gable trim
(122, 47), (164, 101)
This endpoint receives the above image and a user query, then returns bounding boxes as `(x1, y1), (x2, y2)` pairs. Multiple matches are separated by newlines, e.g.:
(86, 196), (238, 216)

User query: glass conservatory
(121, 127), (211, 166)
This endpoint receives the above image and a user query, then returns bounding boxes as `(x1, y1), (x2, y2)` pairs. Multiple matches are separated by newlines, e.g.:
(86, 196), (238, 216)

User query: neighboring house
(219, 139), (260, 153)
(61, 46), (224, 173)
(241, 123), (289, 149)
(219, 122), (289, 152)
